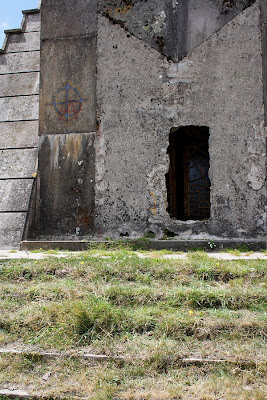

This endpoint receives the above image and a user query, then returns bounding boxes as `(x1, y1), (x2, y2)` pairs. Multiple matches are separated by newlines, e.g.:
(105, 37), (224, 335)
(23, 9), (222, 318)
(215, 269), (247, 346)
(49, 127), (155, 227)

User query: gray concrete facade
(261, 0), (267, 126)
(95, 1), (266, 239)
(37, 133), (95, 237)
(98, 0), (257, 61)
(0, 0), (266, 247)
(0, 9), (40, 249)
(36, 0), (97, 238)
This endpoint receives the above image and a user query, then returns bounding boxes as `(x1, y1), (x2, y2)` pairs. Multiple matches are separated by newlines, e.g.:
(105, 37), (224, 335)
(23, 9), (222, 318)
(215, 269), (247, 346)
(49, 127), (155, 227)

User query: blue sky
(0, 0), (39, 46)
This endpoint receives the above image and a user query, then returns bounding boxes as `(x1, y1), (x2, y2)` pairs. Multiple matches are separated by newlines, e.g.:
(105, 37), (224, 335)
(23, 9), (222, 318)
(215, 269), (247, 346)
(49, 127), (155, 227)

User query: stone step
(20, 238), (267, 252)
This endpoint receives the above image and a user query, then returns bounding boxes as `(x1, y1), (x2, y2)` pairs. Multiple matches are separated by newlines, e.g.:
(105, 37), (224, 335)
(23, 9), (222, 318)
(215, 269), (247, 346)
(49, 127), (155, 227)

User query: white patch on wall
(247, 164), (265, 190)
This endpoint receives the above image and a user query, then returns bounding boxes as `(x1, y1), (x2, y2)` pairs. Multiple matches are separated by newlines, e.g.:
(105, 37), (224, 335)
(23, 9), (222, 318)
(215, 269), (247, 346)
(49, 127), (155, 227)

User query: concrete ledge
(4, 29), (22, 34)
(20, 239), (267, 252)
(22, 9), (41, 15)
(145, 239), (266, 251)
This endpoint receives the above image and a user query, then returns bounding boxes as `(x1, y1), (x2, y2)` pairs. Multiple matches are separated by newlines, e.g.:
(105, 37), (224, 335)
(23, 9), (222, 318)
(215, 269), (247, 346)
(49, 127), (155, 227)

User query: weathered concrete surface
(19, 239), (267, 252)
(96, 15), (168, 236)
(0, 51), (40, 74)
(96, 2), (266, 239)
(261, 0), (267, 20)
(0, 121), (38, 149)
(0, 72), (39, 97)
(37, 133), (95, 237)
(41, 0), (97, 39)
(0, 149), (37, 178)
(98, 0), (176, 59)
(0, 180), (33, 211)
(24, 12), (41, 33)
(0, 9), (40, 250)
(39, 36), (96, 134)
(0, 213), (27, 249)
(164, 2), (266, 238)
(98, 0), (257, 61)
(6, 32), (40, 53)
(179, 0), (257, 60)
(34, 0), (97, 240)
(0, 95), (39, 122)
(261, 0), (267, 126)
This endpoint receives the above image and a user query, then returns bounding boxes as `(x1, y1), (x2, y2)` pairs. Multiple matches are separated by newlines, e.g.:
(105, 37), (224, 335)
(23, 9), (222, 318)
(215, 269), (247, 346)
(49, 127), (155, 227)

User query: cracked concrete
(96, 1), (266, 239)
(0, 1), (266, 248)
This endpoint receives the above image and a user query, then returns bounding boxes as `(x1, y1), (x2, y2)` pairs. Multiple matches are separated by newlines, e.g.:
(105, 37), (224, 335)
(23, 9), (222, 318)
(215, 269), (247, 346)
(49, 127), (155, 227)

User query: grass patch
(0, 353), (266, 399)
(0, 251), (266, 398)
(85, 239), (152, 252)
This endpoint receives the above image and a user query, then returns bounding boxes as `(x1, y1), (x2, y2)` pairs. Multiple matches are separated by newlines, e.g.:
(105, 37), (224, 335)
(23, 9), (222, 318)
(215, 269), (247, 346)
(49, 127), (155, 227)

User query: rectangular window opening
(166, 126), (211, 221)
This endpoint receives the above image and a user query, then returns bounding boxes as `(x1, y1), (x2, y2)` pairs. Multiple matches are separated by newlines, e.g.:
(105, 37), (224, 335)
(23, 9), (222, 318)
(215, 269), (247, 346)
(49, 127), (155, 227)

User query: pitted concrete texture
(0, 213), (27, 249)
(96, 14), (165, 236)
(163, 2), (266, 238)
(0, 149), (37, 179)
(35, 0), (97, 239)
(41, 0), (97, 40)
(0, 121), (38, 149)
(96, 2), (266, 239)
(178, 0), (257, 59)
(37, 133), (95, 237)
(0, 72), (39, 97)
(98, 0), (257, 61)
(262, 0), (267, 20)
(0, 52), (40, 74)
(0, 1), (264, 246)
(23, 12), (41, 33)
(6, 31), (40, 53)
(98, 0), (176, 59)
(0, 8), (40, 250)
(39, 36), (96, 135)
(261, 0), (267, 125)
(0, 95), (39, 122)
(0, 180), (33, 211)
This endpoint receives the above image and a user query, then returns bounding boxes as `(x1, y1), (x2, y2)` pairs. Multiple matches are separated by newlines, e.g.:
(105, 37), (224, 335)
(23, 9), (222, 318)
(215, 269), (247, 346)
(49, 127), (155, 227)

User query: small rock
(55, 269), (68, 277)
(42, 371), (51, 381)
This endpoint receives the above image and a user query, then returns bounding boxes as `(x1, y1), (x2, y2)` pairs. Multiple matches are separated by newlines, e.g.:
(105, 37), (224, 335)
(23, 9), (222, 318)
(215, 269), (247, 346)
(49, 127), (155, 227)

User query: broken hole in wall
(166, 126), (211, 221)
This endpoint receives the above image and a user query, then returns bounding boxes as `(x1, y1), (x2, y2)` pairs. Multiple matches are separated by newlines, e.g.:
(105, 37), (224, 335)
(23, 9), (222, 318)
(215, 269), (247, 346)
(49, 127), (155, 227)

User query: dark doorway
(166, 126), (210, 220)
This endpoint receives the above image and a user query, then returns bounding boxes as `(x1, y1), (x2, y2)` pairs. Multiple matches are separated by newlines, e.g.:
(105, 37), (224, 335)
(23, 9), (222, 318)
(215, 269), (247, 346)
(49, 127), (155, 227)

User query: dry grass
(0, 250), (266, 399)
(0, 353), (266, 400)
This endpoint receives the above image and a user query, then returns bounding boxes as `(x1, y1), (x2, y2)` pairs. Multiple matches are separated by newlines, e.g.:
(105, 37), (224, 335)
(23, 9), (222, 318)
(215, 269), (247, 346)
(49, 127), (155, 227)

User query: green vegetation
(0, 250), (266, 399)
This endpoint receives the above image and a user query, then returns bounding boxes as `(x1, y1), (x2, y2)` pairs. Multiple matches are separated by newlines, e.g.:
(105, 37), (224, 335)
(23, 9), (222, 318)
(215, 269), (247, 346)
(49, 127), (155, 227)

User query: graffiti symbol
(49, 82), (87, 124)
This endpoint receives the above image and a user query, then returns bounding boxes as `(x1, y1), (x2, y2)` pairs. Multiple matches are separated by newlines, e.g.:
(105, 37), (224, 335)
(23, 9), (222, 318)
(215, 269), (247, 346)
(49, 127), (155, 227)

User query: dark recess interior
(166, 126), (211, 221)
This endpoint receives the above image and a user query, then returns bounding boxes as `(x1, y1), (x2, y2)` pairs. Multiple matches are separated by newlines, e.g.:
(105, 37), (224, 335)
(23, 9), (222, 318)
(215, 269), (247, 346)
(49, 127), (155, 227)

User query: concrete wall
(261, 0), (267, 126)
(1, 0), (264, 246)
(98, 0), (257, 61)
(96, 1), (266, 239)
(0, 10), (40, 249)
(36, 0), (96, 238)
